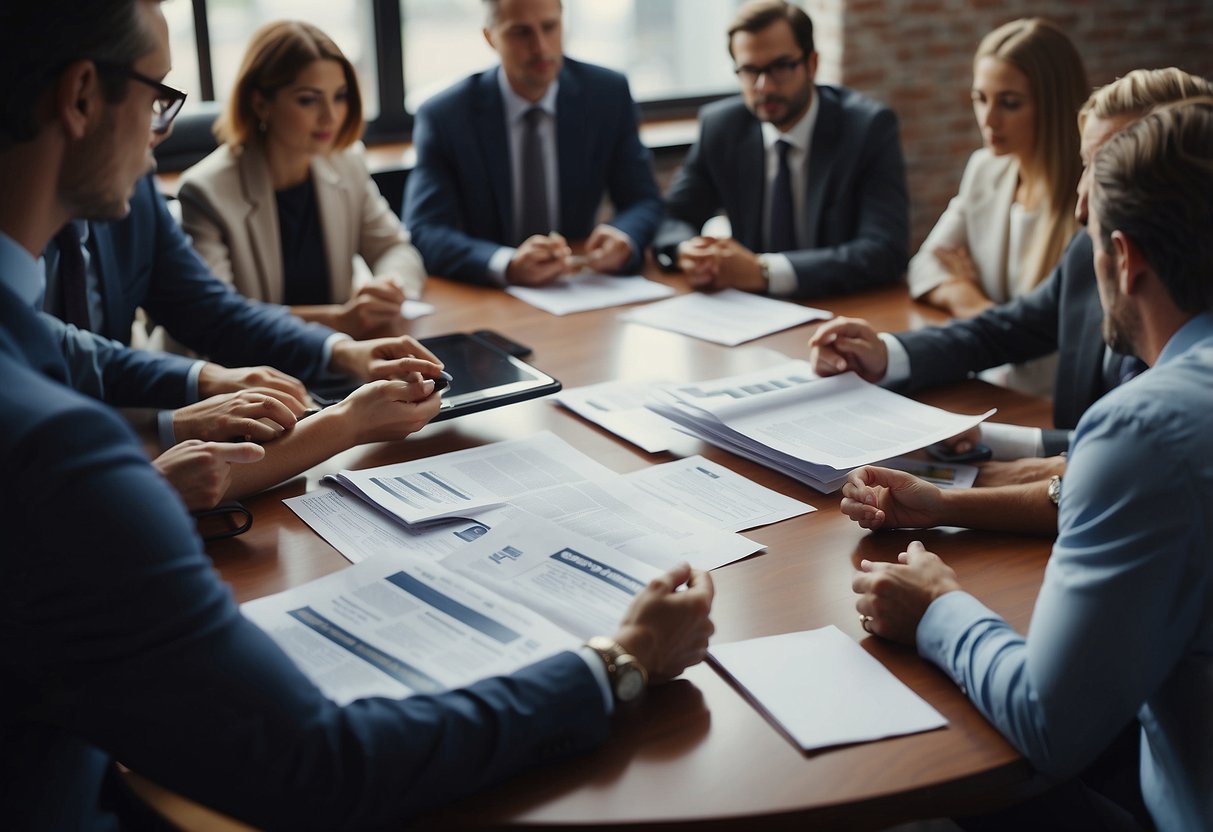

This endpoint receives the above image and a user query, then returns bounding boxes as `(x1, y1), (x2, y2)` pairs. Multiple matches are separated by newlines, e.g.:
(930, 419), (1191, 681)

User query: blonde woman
(908, 19), (1087, 394)
(179, 21), (425, 339)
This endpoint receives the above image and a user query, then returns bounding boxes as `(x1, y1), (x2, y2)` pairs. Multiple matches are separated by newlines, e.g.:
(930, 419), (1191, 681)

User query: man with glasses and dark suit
(655, 0), (909, 299)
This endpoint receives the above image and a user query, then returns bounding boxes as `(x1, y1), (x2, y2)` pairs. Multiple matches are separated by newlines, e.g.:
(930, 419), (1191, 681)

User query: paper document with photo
(441, 516), (660, 639)
(621, 288), (831, 346)
(241, 552), (579, 706)
(625, 456), (815, 532)
(709, 627), (947, 752)
(506, 273), (674, 316)
(554, 378), (684, 453)
(329, 432), (614, 526)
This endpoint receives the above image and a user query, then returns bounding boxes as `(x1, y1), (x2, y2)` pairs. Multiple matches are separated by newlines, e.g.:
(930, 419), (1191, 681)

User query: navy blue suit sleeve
(404, 102), (506, 285)
(654, 117), (720, 260)
(130, 179), (334, 382)
(599, 83), (663, 270)
(2, 367), (609, 829)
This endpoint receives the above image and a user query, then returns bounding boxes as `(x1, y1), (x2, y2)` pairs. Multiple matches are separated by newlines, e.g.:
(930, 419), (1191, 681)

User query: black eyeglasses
(95, 62), (187, 134)
(734, 55), (807, 85)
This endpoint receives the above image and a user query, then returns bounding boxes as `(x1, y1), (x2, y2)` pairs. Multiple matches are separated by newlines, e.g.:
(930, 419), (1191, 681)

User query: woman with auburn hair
(179, 21), (426, 339)
(908, 18), (1087, 395)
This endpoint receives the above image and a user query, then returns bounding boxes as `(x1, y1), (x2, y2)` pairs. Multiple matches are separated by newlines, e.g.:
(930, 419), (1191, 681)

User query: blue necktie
(51, 223), (92, 331)
(768, 139), (796, 252)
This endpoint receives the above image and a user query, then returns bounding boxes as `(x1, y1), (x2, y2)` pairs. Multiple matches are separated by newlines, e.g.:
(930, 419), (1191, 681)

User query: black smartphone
(926, 442), (993, 464)
(471, 329), (532, 358)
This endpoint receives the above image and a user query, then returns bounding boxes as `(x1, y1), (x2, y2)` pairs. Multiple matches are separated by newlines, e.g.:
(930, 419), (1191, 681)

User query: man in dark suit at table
(403, 0), (663, 287)
(0, 2), (714, 829)
(809, 69), (1213, 485)
(654, 0), (909, 298)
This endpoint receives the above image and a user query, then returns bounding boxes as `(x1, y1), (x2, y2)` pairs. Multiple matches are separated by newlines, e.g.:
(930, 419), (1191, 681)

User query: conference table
(204, 267), (1056, 830)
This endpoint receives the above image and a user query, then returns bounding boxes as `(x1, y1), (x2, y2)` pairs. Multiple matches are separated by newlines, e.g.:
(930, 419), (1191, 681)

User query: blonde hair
(1080, 67), (1213, 127)
(976, 18), (1087, 291)
(213, 20), (363, 150)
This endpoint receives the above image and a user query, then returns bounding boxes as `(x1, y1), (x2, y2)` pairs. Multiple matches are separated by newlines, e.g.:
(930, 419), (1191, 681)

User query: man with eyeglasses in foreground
(0, 2), (715, 828)
(654, 0), (909, 298)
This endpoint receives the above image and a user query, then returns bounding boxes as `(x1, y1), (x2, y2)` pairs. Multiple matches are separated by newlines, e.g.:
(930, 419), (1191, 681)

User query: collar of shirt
(760, 88), (819, 157)
(0, 230), (46, 308)
(497, 65), (559, 124)
(1156, 311), (1213, 367)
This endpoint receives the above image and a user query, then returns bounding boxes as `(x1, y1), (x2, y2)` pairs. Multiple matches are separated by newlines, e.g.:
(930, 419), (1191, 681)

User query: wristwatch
(585, 636), (648, 704)
(1047, 475), (1063, 507)
(757, 254), (772, 288)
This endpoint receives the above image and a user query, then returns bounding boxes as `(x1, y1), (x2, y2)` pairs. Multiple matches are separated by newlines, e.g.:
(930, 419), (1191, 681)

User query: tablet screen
(309, 332), (560, 421)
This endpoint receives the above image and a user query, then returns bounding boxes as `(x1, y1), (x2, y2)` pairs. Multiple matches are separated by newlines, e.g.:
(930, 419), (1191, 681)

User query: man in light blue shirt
(847, 101), (1213, 831)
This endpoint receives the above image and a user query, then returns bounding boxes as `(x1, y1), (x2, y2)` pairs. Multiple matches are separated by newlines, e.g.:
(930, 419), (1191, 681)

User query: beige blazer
(907, 148), (1057, 397)
(177, 142), (426, 305)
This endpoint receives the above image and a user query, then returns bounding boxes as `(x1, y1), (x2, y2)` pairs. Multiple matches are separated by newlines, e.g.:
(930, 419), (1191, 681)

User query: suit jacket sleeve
(3, 373), (610, 830)
(39, 311), (196, 407)
(349, 148), (428, 299)
(600, 85), (663, 270)
(137, 178), (335, 383)
(907, 155), (980, 298)
(784, 106), (909, 296)
(654, 117), (722, 262)
(404, 102), (506, 285)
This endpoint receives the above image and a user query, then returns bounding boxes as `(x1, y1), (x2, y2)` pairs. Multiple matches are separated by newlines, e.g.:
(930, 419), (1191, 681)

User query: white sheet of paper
(400, 299), (435, 320)
(553, 378), (683, 453)
(621, 289), (831, 346)
(506, 273), (674, 316)
(440, 516), (661, 639)
(709, 627), (947, 751)
(880, 456), (980, 489)
(625, 456), (815, 532)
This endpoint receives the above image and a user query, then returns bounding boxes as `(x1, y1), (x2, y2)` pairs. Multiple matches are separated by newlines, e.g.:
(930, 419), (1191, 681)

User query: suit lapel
(735, 122), (765, 248)
(803, 87), (837, 248)
(473, 70), (512, 242)
(555, 65), (583, 235)
(239, 145), (284, 303)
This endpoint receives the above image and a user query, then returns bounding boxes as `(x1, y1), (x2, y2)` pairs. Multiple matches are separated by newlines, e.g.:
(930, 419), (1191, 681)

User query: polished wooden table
(207, 271), (1055, 830)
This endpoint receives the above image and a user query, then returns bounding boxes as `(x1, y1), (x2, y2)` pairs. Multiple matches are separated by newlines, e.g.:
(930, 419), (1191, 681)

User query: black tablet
(309, 331), (560, 422)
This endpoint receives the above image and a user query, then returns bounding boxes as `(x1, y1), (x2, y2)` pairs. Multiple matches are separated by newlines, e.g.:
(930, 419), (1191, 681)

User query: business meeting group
(1, 0), (1210, 829)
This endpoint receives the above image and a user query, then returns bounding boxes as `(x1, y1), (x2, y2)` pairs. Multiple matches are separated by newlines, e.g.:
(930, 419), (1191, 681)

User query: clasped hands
(676, 236), (767, 293)
(507, 225), (633, 287)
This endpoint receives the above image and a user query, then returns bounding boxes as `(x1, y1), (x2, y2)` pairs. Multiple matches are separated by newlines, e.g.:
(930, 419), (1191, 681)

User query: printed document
(710, 627), (947, 751)
(506, 272), (674, 316)
(621, 288), (831, 346)
(553, 378), (684, 453)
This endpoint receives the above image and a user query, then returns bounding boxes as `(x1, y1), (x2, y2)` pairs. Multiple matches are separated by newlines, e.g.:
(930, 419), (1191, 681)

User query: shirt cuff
(321, 332), (353, 375)
(880, 333), (910, 387)
(763, 252), (798, 297)
(186, 360), (205, 403)
(487, 246), (515, 286)
(916, 590), (999, 690)
(157, 409), (177, 450)
(576, 645), (614, 716)
(980, 421), (1046, 460)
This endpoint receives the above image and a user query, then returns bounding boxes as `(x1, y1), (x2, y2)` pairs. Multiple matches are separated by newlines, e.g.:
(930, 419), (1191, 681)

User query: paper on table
(880, 456), (980, 489)
(506, 272), (674, 316)
(401, 299), (435, 320)
(709, 627), (947, 752)
(624, 455), (815, 532)
(553, 378), (683, 453)
(621, 288), (831, 346)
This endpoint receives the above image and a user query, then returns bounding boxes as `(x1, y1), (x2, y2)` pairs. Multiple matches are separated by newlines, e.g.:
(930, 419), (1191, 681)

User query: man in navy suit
(654, 0), (909, 298)
(404, 0), (663, 287)
(0, 2), (714, 829)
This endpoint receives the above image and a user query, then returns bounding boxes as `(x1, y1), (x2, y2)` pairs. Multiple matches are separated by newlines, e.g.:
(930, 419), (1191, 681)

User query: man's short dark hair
(0, 0), (157, 145)
(727, 1), (815, 59)
(482, 0), (563, 28)
(1092, 99), (1213, 314)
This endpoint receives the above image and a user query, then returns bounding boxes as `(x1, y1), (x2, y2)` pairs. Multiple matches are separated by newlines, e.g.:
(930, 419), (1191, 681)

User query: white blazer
(907, 148), (1057, 397)
(178, 142), (426, 305)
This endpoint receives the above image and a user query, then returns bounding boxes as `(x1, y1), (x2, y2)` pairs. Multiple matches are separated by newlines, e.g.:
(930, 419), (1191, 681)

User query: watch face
(615, 665), (646, 702)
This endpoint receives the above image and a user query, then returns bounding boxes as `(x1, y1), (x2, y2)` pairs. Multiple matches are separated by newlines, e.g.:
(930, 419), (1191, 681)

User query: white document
(625, 456), (815, 532)
(241, 551), (579, 706)
(506, 273), (674, 316)
(709, 627), (947, 751)
(880, 456), (980, 489)
(441, 516), (660, 639)
(553, 378), (684, 453)
(621, 288), (831, 346)
(400, 299), (435, 320)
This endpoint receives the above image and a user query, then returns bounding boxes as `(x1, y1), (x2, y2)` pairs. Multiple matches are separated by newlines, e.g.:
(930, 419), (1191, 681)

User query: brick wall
(827, 0), (1213, 249)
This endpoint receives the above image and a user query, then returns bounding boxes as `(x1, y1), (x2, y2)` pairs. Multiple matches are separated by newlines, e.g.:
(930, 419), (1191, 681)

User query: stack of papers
(710, 627), (947, 751)
(621, 288), (831, 346)
(506, 272), (674, 315)
(646, 361), (993, 492)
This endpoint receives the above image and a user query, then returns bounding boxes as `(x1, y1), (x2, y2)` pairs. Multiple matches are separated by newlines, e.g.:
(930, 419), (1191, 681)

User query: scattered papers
(554, 378), (683, 453)
(881, 456), (979, 489)
(506, 273), (674, 316)
(647, 362), (994, 492)
(710, 627), (947, 752)
(625, 456), (814, 532)
(621, 288), (831, 346)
